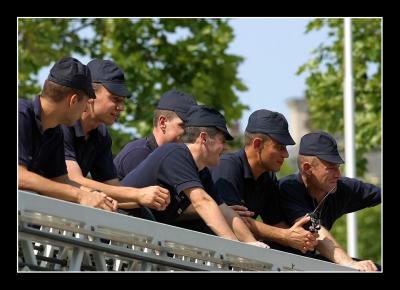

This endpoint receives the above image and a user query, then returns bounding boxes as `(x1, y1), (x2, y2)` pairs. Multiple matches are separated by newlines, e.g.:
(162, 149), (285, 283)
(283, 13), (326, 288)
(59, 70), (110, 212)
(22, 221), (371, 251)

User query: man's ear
(303, 162), (312, 175)
(85, 98), (94, 112)
(68, 93), (79, 107)
(159, 115), (167, 128)
(199, 131), (208, 144)
(253, 138), (263, 150)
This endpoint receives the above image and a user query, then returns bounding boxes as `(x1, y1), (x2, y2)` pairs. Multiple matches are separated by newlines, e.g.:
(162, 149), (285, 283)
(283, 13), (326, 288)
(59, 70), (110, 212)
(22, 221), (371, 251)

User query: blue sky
(37, 18), (330, 135)
(227, 18), (329, 131)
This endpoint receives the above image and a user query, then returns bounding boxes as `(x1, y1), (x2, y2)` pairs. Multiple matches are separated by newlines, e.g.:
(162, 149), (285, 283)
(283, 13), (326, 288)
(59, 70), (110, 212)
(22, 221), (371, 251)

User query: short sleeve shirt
(18, 96), (67, 178)
(120, 143), (224, 224)
(279, 174), (381, 230)
(211, 149), (284, 225)
(113, 134), (158, 179)
(62, 121), (117, 182)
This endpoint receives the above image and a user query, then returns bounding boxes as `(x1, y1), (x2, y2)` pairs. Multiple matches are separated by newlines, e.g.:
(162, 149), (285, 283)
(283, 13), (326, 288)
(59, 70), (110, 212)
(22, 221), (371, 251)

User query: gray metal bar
(19, 225), (223, 271)
(19, 239), (37, 265)
(18, 190), (355, 272)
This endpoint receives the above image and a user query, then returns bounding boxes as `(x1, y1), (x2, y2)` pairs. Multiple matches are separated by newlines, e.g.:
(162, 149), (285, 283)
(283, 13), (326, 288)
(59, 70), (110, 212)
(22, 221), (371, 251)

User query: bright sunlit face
(257, 136), (289, 172)
(204, 132), (226, 167)
(310, 158), (341, 193)
(91, 85), (125, 125)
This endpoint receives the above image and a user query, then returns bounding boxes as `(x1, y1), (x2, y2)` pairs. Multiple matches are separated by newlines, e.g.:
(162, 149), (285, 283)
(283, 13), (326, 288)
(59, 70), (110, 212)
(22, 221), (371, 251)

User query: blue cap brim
(317, 154), (345, 164)
(269, 133), (295, 145)
(103, 82), (130, 97)
(175, 111), (189, 122)
(217, 126), (234, 141)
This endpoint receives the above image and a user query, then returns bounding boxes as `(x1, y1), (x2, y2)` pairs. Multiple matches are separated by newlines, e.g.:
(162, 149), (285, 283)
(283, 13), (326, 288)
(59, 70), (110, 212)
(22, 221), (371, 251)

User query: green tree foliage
(297, 18), (381, 176)
(331, 205), (381, 264)
(276, 160), (295, 179)
(298, 19), (381, 265)
(18, 18), (248, 155)
(18, 19), (90, 99)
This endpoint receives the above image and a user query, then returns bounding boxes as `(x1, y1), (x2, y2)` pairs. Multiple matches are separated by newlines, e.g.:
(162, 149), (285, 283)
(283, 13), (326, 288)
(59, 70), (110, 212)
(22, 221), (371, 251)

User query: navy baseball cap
(245, 109), (295, 145)
(47, 57), (96, 99)
(87, 59), (130, 97)
(157, 90), (197, 122)
(185, 105), (234, 141)
(299, 131), (345, 164)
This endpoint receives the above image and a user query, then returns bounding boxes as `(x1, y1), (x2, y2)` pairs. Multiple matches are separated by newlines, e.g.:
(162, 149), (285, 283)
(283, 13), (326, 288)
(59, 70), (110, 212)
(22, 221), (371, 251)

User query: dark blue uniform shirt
(120, 143), (224, 224)
(18, 96), (67, 178)
(113, 133), (158, 179)
(211, 149), (284, 225)
(62, 121), (117, 182)
(279, 174), (381, 230)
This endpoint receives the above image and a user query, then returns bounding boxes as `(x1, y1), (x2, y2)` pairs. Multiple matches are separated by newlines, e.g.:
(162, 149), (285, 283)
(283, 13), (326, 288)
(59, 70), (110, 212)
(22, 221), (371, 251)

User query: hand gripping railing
(18, 190), (354, 272)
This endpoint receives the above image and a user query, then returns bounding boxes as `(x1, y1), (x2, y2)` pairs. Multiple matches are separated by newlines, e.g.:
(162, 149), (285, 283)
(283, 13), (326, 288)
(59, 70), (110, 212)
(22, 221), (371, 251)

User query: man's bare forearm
(19, 165), (80, 203)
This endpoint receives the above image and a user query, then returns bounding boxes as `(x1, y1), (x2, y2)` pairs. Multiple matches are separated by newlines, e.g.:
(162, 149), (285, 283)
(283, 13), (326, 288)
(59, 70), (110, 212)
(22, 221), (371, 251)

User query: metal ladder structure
(18, 190), (354, 272)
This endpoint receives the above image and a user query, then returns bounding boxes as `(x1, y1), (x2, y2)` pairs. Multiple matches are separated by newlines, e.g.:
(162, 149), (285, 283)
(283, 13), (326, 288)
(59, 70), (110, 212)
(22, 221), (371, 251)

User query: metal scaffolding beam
(18, 190), (354, 272)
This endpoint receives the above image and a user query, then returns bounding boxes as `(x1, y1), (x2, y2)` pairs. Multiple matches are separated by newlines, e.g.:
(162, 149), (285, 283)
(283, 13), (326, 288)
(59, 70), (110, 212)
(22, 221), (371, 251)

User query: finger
(367, 261), (377, 271)
(101, 202), (113, 212)
(294, 215), (311, 227)
(368, 261), (377, 271)
(158, 187), (170, 194)
(156, 191), (170, 204)
(239, 211), (254, 217)
(231, 205), (248, 211)
(305, 244), (315, 251)
(158, 192), (170, 202)
(151, 202), (163, 210)
(155, 196), (167, 206)
(105, 197), (115, 207)
(112, 200), (118, 212)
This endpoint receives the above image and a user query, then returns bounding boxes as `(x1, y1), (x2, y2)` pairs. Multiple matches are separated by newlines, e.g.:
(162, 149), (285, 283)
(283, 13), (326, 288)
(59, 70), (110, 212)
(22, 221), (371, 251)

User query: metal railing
(18, 190), (354, 272)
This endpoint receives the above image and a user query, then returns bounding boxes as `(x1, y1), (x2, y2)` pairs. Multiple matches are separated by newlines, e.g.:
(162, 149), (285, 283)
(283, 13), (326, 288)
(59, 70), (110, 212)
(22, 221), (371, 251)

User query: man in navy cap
(211, 109), (318, 254)
(114, 89), (197, 179)
(120, 105), (268, 247)
(61, 59), (170, 212)
(19, 57), (117, 212)
(279, 131), (381, 271)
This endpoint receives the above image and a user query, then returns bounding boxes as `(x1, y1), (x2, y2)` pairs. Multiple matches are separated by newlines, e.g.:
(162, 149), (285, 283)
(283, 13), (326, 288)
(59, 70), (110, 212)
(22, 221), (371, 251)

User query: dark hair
(42, 80), (86, 102)
(244, 131), (270, 146)
(92, 82), (103, 93)
(181, 127), (220, 144)
(152, 109), (179, 127)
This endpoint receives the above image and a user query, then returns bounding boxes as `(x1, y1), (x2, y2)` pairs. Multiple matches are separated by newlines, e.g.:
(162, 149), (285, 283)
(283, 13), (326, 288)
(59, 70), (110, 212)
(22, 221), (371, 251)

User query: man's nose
(282, 147), (289, 158)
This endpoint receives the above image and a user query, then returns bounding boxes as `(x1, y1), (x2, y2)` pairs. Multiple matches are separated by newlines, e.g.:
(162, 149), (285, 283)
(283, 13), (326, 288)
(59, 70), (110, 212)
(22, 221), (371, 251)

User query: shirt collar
(72, 120), (85, 138)
(147, 133), (159, 151)
(32, 95), (43, 132)
(237, 148), (254, 179)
